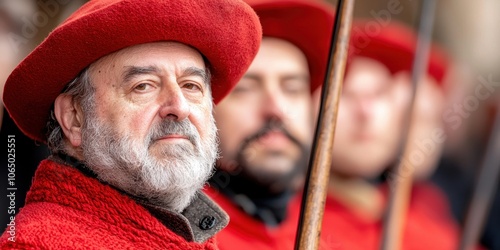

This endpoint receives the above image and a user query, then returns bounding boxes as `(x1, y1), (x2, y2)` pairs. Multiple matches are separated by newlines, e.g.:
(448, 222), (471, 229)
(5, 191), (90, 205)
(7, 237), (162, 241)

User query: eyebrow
(122, 65), (161, 83)
(122, 65), (210, 86)
(242, 73), (310, 83)
(182, 66), (210, 86)
(242, 73), (262, 82)
(281, 74), (310, 83)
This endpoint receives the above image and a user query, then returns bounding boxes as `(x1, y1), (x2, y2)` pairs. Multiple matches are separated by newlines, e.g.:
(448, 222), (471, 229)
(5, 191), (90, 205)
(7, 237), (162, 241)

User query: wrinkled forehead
(89, 42), (205, 71)
(84, 41), (208, 88)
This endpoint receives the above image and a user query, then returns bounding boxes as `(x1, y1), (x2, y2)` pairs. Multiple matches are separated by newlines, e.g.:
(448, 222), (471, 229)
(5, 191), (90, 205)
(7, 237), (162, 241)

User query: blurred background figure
(311, 20), (464, 249)
(320, 1), (500, 249)
(0, 0), (86, 231)
(0, 1), (48, 231)
(205, 0), (334, 249)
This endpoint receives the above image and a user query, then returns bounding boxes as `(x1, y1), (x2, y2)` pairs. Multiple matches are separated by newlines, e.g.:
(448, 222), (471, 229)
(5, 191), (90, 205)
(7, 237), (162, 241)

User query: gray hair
(45, 68), (95, 154)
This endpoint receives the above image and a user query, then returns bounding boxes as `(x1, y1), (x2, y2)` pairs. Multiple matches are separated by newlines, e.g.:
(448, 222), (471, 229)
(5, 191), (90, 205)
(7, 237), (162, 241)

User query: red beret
(3, 0), (262, 143)
(245, 0), (335, 92)
(349, 20), (449, 85)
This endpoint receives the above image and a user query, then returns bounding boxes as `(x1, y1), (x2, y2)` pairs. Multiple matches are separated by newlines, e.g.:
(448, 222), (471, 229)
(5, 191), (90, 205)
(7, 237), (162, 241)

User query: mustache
(239, 119), (303, 151)
(229, 119), (310, 191)
(147, 119), (200, 147)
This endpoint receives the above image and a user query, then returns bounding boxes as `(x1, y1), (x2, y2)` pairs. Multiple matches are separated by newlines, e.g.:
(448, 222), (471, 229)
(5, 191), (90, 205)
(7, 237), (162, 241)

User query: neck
(328, 173), (384, 221)
(209, 169), (294, 227)
(52, 152), (98, 178)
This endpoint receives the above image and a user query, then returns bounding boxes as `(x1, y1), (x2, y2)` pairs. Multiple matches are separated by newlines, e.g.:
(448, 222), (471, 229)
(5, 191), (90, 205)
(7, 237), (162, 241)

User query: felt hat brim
(349, 20), (448, 84)
(246, 0), (336, 93)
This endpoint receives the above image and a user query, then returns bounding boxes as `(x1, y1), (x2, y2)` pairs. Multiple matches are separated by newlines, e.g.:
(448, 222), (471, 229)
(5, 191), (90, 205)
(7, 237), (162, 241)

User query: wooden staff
(459, 104), (500, 250)
(294, 0), (355, 249)
(379, 0), (437, 249)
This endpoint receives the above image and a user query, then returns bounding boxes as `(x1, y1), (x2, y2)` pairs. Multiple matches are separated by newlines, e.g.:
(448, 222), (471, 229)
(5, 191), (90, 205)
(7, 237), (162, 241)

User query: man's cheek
(219, 135), (241, 160)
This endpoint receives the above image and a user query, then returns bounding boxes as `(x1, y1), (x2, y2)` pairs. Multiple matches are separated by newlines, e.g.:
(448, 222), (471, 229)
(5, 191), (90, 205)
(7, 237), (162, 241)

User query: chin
(334, 161), (388, 179)
(252, 156), (295, 176)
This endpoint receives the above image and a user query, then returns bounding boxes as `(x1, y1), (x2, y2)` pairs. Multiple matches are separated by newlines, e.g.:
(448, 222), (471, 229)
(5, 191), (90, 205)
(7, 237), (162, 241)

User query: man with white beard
(0, 0), (261, 249)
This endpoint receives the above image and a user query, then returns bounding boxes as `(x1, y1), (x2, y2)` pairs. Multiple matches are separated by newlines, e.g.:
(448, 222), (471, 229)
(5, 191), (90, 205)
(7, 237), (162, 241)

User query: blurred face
(0, 18), (17, 107)
(319, 57), (408, 178)
(398, 72), (445, 179)
(77, 42), (218, 212)
(215, 37), (313, 192)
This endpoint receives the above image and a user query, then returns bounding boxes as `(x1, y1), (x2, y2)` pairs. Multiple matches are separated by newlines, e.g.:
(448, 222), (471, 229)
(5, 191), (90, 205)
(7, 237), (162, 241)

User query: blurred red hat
(245, 0), (335, 92)
(3, 0), (262, 143)
(349, 20), (449, 84)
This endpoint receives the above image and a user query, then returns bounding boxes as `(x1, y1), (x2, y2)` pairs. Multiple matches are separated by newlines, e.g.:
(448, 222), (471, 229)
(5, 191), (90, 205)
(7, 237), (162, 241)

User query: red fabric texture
(245, 0), (335, 92)
(317, 183), (461, 250)
(0, 160), (219, 249)
(349, 20), (449, 84)
(3, 0), (262, 143)
(206, 183), (461, 250)
(204, 186), (301, 250)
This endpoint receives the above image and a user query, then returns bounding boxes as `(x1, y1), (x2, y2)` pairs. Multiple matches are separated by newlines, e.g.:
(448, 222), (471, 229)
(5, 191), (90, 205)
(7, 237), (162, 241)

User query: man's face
(323, 57), (407, 178)
(215, 37), (313, 192)
(78, 42), (218, 212)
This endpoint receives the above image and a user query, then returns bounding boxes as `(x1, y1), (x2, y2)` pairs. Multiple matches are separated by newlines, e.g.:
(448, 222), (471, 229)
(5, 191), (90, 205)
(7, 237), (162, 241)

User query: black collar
(209, 169), (293, 227)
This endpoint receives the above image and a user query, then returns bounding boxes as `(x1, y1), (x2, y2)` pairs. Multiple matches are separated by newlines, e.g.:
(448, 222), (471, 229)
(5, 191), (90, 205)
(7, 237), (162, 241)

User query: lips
(352, 133), (377, 142)
(256, 131), (292, 147)
(156, 134), (189, 142)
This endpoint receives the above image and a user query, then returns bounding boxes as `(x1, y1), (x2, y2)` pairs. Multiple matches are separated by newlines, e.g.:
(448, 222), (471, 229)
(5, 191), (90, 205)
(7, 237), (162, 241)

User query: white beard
(81, 111), (218, 213)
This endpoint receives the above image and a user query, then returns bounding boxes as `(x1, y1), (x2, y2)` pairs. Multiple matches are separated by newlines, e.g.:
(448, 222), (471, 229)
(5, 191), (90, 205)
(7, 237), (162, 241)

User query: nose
(261, 85), (286, 123)
(356, 97), (374, 121)
(158, 84), (190, 121)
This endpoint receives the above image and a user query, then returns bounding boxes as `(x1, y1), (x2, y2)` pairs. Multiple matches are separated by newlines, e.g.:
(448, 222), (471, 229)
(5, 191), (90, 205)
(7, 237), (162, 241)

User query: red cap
(245, 0), (335, 92)
(3, 0), (262, 143)
(349, 20), (449, 84)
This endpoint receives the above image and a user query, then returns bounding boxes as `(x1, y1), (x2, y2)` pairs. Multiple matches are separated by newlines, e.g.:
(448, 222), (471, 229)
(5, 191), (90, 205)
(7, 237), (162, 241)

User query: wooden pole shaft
(380, 1), (437, 249)
(459, 106), (500, 250)
(294, 0), (355, 249)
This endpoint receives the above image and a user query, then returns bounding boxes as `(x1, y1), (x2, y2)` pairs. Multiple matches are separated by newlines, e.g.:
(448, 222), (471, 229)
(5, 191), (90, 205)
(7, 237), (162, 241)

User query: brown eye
(134, 83), (148, 91)
(184, 83), (202, 91)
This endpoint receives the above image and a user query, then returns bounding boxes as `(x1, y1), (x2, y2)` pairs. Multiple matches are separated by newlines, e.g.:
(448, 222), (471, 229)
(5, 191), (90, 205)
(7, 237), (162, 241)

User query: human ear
(53, 94), (84, 147)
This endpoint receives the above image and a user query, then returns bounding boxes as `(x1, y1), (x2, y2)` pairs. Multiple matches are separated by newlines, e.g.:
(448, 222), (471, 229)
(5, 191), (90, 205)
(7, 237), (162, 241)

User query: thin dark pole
(459, 106), (500, 250)
(294, 0), (355, 249)
(379, 0), (437, 249)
